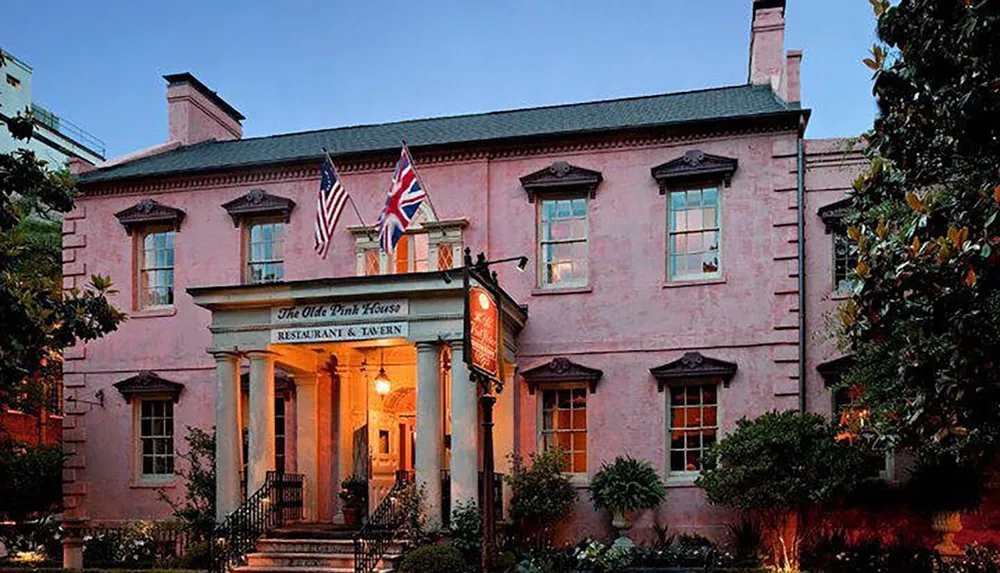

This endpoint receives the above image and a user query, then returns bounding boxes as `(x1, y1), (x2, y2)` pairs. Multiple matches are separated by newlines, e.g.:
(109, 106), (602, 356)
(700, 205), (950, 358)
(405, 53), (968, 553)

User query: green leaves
(589, 455), (666, 513)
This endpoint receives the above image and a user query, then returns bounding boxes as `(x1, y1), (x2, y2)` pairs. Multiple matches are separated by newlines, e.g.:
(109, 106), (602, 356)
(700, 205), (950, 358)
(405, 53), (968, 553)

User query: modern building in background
(0, 50), (105, 168)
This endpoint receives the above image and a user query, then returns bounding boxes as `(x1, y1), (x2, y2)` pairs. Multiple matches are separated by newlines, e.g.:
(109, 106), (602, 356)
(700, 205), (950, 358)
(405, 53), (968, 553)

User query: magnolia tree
(0, 49), (124, 412)
(836, 0), (1000, 474)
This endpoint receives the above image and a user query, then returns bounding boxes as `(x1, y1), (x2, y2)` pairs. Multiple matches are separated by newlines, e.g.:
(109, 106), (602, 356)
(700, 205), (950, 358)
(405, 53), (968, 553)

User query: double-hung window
(353, 204), (463, 276)
(833, 231), (858, 295)
(139, 229), (175, 309)
(540, 387), (588, 474)
(537, 197), (589, 288)
(667, 383), (718, 476)
(246, 221), (285, 284)
(139, 399), (175, 477)
(667, 187), (721, 281)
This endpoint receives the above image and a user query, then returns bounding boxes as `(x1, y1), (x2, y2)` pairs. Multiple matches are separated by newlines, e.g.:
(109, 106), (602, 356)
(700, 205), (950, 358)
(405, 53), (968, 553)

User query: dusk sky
(3, 1), (878, 159)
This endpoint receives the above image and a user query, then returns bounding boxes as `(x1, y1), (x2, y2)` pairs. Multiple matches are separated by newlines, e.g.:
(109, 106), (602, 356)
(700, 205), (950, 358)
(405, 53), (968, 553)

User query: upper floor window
(353, 203), (464, 276)
(667, 187), (721, 281)
(538, 197), (589, 288)
(6, 74), (21, 89)
(139, 228), (175, 309)
(246, 221), (285, 284)
(833, 231), (858, 295)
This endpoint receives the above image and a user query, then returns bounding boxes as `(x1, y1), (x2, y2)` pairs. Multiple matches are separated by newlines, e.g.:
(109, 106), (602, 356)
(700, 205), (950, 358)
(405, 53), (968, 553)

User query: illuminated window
(353, 204), (462, 276)
(668, 383), (718, 475)
(540, 387), (587, 473)
(139, 399), (174, 476)
(538, 197), (588, 288)
(139, 229), (175, 308)
(246, 221), (285, 284)
(667, 187), (721, 281)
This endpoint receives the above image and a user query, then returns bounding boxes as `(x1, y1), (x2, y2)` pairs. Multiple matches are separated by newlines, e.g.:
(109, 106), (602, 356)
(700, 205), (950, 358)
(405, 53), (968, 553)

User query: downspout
(796, 117), (807, 413)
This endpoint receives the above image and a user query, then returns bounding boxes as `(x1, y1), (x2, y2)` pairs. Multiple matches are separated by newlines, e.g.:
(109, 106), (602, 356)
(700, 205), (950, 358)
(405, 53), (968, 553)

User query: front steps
(233, 525), (405, 573)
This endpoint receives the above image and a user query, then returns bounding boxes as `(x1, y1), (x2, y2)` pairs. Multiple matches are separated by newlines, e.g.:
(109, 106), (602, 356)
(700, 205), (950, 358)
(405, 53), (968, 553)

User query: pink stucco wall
(64, 120), (865, 540)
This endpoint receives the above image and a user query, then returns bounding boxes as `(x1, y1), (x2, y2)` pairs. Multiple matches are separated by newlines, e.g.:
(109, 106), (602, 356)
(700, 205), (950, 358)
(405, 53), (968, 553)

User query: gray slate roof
(80, 84), (801, 185)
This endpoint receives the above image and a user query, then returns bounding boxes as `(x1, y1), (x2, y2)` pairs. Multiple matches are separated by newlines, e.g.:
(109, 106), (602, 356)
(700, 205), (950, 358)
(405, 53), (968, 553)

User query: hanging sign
(465, 275), (500, 380)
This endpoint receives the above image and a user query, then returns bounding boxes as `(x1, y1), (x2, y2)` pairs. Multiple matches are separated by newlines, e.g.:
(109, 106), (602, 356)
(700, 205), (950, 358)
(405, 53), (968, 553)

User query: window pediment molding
(521, 357), (603, 394)
(817, 354), (855, 387)
(651, 150), (738, 193)
(114, 199), (185, 235)
(520, 161), (603, 203)
(113, 371), (185, 403)
(221, 189), (296, 227)
(818, 198), (852, 233)
(650, 351), (737, 391)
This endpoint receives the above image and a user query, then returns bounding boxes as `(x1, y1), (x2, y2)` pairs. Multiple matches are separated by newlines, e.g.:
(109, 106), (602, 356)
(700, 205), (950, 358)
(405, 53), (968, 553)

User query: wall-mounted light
(516, 256), (528, 272)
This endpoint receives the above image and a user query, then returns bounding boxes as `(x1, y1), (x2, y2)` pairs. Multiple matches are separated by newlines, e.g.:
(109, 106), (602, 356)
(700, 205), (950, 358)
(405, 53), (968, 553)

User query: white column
(449, 340), (478, 512)
(213, 351), (242, 521)
(247, 351), (276, 494)
(414, 342), (443, 528)
(295, 375), (319, 521)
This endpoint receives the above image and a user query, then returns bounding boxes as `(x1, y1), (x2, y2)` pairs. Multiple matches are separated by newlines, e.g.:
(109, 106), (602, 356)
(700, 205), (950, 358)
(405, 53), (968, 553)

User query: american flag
(376, 146), (426, 254)
(313, 152), (348, 258)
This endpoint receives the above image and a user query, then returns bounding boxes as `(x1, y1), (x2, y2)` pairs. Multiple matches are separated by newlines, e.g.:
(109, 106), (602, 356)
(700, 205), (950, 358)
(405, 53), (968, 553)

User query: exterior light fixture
(516, 256), (528, 272)
(374, 348), (392, 395)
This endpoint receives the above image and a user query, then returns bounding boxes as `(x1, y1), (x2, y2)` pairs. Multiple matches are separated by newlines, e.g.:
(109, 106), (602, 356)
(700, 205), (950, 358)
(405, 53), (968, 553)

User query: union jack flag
(376, 145), (426, 254)
(313, 152), (348, 259)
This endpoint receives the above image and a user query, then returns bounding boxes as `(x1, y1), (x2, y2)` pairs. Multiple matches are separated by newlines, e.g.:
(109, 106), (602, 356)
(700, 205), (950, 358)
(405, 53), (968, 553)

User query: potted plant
(906, 459), (984, 558)
(339, 475), (368, 527)
(590, 455), (666, 540)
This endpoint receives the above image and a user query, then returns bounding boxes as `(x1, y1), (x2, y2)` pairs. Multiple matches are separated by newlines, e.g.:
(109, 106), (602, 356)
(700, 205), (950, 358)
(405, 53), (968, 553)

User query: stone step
(248, 552), (358, 568)
(256, 539), (356, 554)
(234, 567), (394, 573)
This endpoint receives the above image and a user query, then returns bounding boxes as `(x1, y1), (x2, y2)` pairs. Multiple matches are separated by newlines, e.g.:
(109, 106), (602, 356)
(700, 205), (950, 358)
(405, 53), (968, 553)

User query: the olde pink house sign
(61, 0), (869, 558)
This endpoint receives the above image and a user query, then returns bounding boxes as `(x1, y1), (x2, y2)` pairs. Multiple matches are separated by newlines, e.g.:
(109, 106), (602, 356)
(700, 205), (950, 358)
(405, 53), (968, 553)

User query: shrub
(449, 500), (481, 567)
(0, 439), (65, 554)
(339, 475), (367, 510)
(398, 543), (466, 573)
(158, 427), (216, 541)
(589, 455), (665, 514)
(728, 517), (764, 567)
(696, 410), (868, 572)
(505, 448), (577, 548)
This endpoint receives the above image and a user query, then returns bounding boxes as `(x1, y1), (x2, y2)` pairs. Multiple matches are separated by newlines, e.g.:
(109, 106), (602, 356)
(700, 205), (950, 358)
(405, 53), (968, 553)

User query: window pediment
(114, 199), (185, 235)
(521, 357), (603, 394)
(816, 354), (855, 387)
(520, 161), (603, 202)
(818, 198), (852, 233)
(650, 351), (737, 391)
(222, 189), (296, 227)
(651, 150), (738, 193)
(113, 371), (185, 403)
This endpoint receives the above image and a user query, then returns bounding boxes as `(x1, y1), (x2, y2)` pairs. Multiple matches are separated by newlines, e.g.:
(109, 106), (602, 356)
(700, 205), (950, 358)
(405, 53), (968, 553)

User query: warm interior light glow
(374, 367), (392, 395)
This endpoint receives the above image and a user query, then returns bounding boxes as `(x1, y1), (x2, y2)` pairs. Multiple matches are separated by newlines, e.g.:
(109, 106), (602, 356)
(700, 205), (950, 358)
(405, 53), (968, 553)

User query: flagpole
(323, 147), (375, 242)
(401, 139), (441, 220)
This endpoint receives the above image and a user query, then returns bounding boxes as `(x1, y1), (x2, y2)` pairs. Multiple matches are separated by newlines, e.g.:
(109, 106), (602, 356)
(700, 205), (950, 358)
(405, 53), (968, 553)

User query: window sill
(662, 277), (726, 289)
(531, 285), (592, 296)
(130, 476), (176, 489)
(831, 292), (853, 301)
(130, 307), (177, 319)
(666, 476), (700, 488)
(566, 473), (590, 489)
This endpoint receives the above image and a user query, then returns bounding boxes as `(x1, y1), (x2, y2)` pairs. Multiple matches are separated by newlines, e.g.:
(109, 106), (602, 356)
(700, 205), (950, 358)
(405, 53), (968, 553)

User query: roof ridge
(227, 83), (769, 145)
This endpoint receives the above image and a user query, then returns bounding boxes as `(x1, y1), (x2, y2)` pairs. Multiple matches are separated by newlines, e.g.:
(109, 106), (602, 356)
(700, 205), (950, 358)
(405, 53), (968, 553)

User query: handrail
(353, 479), (410, 573)
(209, 471), (303, 573)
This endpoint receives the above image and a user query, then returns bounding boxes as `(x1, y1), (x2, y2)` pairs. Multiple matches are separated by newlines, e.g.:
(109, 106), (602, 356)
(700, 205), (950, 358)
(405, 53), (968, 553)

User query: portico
(189, 270), (526, 527)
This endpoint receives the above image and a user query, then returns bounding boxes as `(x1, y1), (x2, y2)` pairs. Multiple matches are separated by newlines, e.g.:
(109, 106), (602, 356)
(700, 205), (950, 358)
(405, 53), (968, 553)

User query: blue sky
(3, 1), (877, 158)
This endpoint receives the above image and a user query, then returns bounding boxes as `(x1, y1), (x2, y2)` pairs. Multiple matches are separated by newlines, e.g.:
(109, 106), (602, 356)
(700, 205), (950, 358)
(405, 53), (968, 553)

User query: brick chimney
(163, 72), (244, 146)
(748, 0), (801, 103)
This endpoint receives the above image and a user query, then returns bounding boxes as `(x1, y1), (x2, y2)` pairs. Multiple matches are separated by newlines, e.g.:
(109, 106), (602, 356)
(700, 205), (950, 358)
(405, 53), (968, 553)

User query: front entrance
(190, 271), (527, 527)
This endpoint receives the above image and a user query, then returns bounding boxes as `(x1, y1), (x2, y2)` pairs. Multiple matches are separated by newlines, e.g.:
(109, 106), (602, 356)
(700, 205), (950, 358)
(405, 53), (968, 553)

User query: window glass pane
(668, 383), (719, 475)
(539, 386), (587, 473)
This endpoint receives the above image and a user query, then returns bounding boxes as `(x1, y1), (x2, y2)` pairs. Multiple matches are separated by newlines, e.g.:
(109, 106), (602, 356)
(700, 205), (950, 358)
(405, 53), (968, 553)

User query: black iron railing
(440, 470), (504, 527)
(209, 471), (303, 573)
(353, 480), (410, 573)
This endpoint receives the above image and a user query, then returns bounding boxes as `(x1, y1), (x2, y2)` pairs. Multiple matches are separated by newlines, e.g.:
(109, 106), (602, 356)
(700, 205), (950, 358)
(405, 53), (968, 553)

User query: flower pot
(611, 509), (636, 538)
(343, 506), (360, 528)
(932, 511), (963, 558)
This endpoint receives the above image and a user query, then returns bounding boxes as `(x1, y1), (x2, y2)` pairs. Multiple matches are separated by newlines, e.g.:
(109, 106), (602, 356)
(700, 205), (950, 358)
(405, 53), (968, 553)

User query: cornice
(80, 117), (800, 198)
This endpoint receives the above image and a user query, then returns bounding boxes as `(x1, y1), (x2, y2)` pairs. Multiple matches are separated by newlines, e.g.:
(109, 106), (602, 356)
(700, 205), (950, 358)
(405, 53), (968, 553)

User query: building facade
(1, 49), (105, 167)
(62, 0), (890, 548)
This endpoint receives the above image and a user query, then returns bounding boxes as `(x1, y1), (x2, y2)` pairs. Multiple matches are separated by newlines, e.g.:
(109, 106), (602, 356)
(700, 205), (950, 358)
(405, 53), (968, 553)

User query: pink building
(61, 0), (873, 566)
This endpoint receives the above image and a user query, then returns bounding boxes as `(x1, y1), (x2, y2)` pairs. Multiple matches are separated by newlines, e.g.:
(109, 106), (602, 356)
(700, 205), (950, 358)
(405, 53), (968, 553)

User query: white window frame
(136, 226), (175, 310)
(665, 379), (721, 483)
(536, 383), (589, 480)
(536, 194), (589, 289)
(133, 396), (175, 485)
(350, 203), (465, 276)
(243, 218), (286, 284)
(666, 186), (723, 282)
